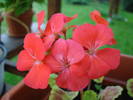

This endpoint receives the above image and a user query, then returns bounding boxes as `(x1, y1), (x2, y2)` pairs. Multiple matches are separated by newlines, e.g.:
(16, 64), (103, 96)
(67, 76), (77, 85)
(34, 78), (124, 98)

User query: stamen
(34, 60), (41, 65)
(88, 48), (96, 55)
(62, 57), (70, 68)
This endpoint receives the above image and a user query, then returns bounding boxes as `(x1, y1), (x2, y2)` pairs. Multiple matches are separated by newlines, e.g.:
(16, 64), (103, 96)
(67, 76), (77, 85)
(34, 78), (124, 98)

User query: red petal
(44, 54), (63, 73)
(96, 48), (120, 69)
(70, 54), (90, 76)
(73, 24), (114, 49)
(64, 14), (78, 23)
(73, 24), (95, 49)
(56, 71), (90, 91)
(44, 21), (52, 35)
(108, 38), (117, 45)
(88, 55), (110, 79)
(43, 34), (56, 51)
(56, 69), (69, 89)
(66, 39), (85, 64)
(95, 24), (114, 47)
(51, 39), (67, 63)
(56, 68), (90, 91)
(50, 13), (64, 33)
(91, 10), (101, 16)
(45, 13), (64, 35)
(90, 10), (109, 25)
(56, 55), (90, 91)
(36, 10), (45, 32)
(44, 13), (77, 35)
(24, 33), (45, 60)
(24, 63), (51, 89)
(88, 48), (120, 79)
(17, 50), (34, 71)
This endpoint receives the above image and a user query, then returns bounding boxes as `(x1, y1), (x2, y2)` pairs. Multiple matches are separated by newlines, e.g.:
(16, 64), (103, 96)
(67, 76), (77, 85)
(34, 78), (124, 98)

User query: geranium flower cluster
(17, 10), (120, 91)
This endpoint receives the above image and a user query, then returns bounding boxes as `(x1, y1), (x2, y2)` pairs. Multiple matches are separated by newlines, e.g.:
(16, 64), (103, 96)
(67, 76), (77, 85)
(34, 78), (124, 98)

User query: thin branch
(2, 12), (30, 33)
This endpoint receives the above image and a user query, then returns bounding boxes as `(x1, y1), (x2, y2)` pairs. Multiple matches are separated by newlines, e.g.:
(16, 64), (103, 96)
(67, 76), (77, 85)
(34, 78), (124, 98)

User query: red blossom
(44, 13), (78, 35)
(45, 39), (90, 91)
(16, 10), (120, 91)
(36, 11), (78, 50)
(35, 11), (55, 51)
(90, 10), (109, 26)
(36, 10), (45, 33)
(90, 10), (116, 45)
(73, 24), (120, 79)
(17, 34), (51, 89)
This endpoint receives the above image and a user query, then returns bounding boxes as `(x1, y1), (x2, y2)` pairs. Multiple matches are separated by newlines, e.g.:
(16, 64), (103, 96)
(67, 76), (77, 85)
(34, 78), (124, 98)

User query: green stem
(64, 33), (67, 40)
(87, 81), (92, 90)
(80, 90), (83, 100)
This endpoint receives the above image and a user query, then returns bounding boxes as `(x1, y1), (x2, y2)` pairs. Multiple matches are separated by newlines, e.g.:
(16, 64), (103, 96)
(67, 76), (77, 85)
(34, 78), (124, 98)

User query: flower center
(34, 60), (41, 65)
(88, 48), (96, 55)
(62, 57), (70, 68)
(64, 61), (70, 67)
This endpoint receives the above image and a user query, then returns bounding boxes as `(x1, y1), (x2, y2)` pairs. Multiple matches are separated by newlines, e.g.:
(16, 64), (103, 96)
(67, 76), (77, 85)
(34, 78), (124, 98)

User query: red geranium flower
(45, 39), (90, 91)
(90, 10), (109, 26)
(90, 10), (116, 45)
(36, 11), (77, 50)
(73, 24), (120, 79)
(16, 10), (121, 92)
(17, 34), (51, 89)
(36, 10), (45, 33)
(36, 11), (56, 51)
(44, 13), (77, 35)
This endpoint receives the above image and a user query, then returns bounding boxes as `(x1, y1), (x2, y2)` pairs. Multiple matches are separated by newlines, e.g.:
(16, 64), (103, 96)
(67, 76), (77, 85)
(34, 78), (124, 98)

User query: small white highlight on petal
(34, 60), (41, 65)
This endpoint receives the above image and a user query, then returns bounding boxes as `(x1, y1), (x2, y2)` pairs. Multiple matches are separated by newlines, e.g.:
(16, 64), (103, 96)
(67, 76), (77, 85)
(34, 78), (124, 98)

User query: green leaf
(14, 0), (33, 16)
(14, 6), (30, 16)
(99, 86), (123, 100)
(0, 3), (4, 8)
(0, 0), (33, 16)
(126, 78), (133, 97)
(48, 74), (58, 89)
(94, 76), (104, 84)
(82, 90), (98, 100)
(94, 84), (103, 91)
(49, 88), (78, 100)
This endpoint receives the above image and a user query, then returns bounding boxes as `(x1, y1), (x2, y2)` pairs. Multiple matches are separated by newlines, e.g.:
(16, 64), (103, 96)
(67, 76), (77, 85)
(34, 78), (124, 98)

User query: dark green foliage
(0, 0), (45, 16)
(82, 90), (98, 100)
(123, 0), (133, 12)
(126, 78), (133, 97)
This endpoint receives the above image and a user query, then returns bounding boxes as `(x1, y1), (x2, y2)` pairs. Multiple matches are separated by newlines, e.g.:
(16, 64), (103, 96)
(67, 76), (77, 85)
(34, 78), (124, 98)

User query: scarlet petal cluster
(16, 10), (120, 91)
(17, 10), (79, 90)
(45, 39), (90, 91)
(90, 10), (109, 25)
(73, 24), (120, 79)
(44, 13), (77, 35)
(17, 34), (51, 89)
